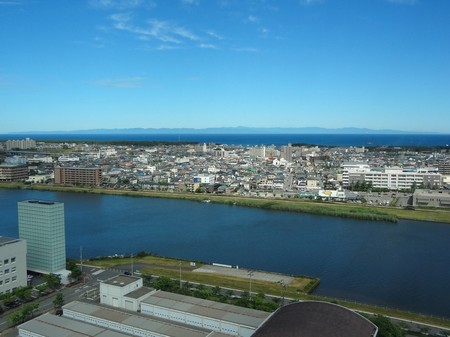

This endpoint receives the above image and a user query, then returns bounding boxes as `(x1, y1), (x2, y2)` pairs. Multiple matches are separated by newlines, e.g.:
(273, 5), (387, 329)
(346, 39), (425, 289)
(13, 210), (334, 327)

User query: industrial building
(253, 301), (378, 337)
(54, 166), (102, 186)
(413, 189), (450, 208)
(17, 200), (68, 278)
(18, 301), (242, 337)
(17, 273), (379, 337)
(0, 236), (27, 295)
(99, 275), (270, 337)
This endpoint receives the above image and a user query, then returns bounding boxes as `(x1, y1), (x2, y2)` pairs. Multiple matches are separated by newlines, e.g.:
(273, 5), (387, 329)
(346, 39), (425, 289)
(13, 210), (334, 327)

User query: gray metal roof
(63, 301), (230, 337)
(142, 290), (270, 328)
(0, 236), (21, 246)
(125, 286), (155, 299)
(18, 313), (134, 337)
(103, 274), (141, 287)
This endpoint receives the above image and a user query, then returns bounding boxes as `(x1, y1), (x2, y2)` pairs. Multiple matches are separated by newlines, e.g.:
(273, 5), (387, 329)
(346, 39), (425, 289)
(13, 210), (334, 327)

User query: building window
(11, 267), (16, 273)
(12, 276), (17, 282)
(5, 279), (9, 284)
(4, 269), (9, 274)
(11, 257), (16, 263)
(3, 259), (8, 265)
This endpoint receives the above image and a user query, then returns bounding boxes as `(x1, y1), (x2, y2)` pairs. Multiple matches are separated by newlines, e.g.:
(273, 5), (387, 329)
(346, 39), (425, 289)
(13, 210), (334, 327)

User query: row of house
(1, 139), (449, 202)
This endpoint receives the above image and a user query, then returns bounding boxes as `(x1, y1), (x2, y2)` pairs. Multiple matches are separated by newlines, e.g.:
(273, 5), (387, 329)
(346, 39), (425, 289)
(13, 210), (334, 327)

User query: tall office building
(18, 200), (66, 275)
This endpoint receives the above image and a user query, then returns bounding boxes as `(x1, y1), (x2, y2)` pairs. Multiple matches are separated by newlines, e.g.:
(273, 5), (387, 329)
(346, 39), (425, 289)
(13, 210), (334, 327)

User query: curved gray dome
(253, 301), (378, 337)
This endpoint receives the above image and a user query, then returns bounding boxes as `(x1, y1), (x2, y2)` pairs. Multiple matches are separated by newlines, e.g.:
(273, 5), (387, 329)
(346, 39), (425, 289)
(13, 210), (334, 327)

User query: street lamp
(279, 280), (286, 307)
(179, 261), (182, 289)
(248, 271), (254, 299)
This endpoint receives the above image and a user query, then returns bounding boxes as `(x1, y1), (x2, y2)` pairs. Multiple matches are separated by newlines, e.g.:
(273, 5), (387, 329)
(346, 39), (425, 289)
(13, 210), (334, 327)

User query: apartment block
(0, 164), (29, 182)
(54, 166), (102, 186)
(6, 138), (36, 150)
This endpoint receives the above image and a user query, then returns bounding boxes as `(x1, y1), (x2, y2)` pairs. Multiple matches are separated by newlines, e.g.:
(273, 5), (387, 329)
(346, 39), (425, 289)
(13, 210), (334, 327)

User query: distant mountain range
(10, 127), (437, 135)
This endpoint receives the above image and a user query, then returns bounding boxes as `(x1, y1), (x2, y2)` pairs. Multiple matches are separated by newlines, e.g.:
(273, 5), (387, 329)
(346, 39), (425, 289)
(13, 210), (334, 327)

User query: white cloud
(110, 14), (199, 44)
(247, 15), (259, 23)
(199, 43), (218, 49)
(157, 44), (180, 51)
(0, 1), (22, 5)
(206, 30), (223, 40)
(300, 0), (324, 5)
(89, 0), (155, 10)
(181, 0), (199, 5)
(233, 47), (258, 52)
(386, 0), (417, 5)
(93, 76), (145, 88)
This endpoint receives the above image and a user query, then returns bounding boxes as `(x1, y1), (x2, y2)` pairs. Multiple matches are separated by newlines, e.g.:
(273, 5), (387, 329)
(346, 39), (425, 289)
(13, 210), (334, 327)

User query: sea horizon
(1, 133), (450, 147)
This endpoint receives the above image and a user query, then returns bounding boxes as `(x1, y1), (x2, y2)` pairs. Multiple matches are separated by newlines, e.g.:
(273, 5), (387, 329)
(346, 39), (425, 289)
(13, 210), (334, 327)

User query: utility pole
(131, 254), (134, 276)
(280, 280), (286, 307)
(248, 271), (254, 299)
(179, 261), (182, 289)
(80, 246), (84, 284)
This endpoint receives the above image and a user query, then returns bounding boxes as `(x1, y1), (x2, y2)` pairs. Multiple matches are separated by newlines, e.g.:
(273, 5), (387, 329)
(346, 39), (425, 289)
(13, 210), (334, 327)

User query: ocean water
(1, 133), (450, 147)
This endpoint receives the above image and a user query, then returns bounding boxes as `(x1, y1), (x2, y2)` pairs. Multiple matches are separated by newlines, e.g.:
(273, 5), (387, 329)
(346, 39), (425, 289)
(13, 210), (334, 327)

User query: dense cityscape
(1, 138), (450, 207)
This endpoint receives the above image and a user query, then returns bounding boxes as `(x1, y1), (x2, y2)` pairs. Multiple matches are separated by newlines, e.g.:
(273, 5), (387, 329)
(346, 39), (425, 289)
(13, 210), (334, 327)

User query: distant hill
(10, 127), (434, 135)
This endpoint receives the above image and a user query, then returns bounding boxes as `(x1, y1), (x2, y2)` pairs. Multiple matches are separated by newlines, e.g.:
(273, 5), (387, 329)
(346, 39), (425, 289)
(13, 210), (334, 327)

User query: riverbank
(87, 254), (450, 329)
(2, 182), (450, 223)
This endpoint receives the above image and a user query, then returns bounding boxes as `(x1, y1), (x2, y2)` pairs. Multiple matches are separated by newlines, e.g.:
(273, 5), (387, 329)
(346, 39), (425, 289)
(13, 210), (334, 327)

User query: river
(1, 188), (449, 318)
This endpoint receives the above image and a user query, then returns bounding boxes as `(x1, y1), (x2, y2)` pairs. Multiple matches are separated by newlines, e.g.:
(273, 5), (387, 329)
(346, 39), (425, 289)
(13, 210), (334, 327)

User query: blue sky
(1, 0), (449, 133)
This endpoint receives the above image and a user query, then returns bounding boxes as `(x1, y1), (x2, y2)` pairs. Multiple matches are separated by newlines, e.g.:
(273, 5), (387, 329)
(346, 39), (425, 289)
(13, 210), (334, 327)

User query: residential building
(54, 166), (102, 186)
(280, 144), (293, 162)
(194, 174), (215, 185)
(18, 200), (67, 275)
(6, 138), (36, 150)
(342, 162), (442, 190)
(0, 164), (28, 182)
(0, 237), (27, 294)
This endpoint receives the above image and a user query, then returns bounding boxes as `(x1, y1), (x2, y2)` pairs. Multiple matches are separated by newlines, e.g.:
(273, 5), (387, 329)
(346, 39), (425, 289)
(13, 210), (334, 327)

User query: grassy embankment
(2, 182), (450, 223)
(88, 255), (450, 329)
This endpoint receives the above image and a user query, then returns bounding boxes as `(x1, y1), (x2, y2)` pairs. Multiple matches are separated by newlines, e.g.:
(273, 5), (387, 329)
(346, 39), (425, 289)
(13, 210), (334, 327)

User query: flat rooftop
(0, 236), (22, 246)
(103, 274), (141, 287)
(125, 286), (155, 299)
(20, 199), (60, 205)
(63, 301), (231, 337)
(142, 290), (270, 329)
(18, 313), (134, 337)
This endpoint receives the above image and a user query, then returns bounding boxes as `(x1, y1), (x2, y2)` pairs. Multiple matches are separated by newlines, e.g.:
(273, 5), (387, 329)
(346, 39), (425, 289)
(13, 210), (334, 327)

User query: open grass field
(2, 183), (449, 223)
(87, 255), (319, 296)
(87, 255), (450, 329)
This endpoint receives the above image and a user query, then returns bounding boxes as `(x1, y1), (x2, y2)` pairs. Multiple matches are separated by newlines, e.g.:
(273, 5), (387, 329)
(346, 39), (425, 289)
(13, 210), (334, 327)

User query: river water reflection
(1, 189), (449, 318)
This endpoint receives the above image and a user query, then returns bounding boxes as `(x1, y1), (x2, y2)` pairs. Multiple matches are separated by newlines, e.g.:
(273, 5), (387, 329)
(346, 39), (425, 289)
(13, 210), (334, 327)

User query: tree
(69, 266), (82, 281)
(53, 292), (64, 309)
(14, 286), (33, 302)
(42, 273), (61, 290)
(369, 315), (405, 337)
(7, 303), (39, 326)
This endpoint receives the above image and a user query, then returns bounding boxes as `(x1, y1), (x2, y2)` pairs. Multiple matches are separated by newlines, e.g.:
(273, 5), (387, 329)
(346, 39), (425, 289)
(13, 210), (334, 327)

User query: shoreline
(1, 183), (450, 223)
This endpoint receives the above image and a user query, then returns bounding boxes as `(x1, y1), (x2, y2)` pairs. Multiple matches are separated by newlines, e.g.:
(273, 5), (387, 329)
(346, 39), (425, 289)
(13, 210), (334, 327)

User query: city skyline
(1, 0), (449, 133)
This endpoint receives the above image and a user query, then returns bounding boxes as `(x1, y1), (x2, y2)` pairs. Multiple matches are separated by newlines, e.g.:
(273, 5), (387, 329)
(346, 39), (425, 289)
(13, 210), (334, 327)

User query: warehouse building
(18, 301), (234, 337)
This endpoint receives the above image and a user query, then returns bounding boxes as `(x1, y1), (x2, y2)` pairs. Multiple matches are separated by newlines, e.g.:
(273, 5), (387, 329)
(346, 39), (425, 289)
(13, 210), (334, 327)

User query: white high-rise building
(18, 200), (66, 275)
(0, 236), (27, 294)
